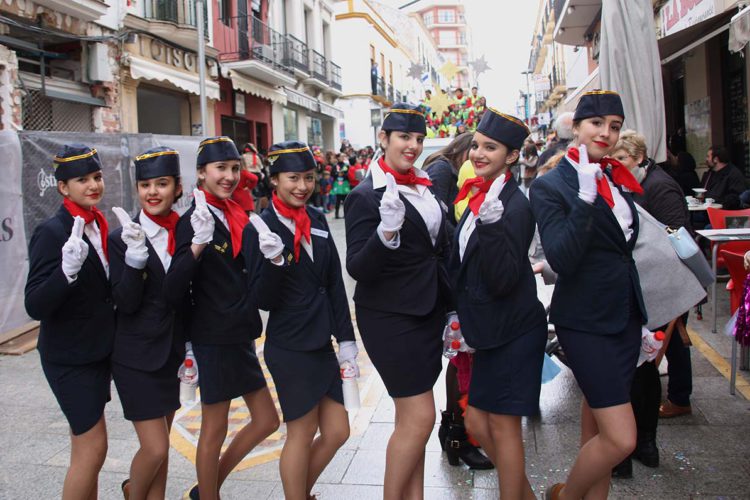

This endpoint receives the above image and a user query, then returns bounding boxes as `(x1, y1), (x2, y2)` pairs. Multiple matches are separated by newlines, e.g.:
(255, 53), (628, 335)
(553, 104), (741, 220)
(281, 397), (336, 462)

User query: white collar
(371, 159), (431, 190)
(139, 209), (164, 239)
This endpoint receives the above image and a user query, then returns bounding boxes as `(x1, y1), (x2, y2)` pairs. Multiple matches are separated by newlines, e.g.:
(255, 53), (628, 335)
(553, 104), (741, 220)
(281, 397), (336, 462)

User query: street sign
(370, 108), (382, 128)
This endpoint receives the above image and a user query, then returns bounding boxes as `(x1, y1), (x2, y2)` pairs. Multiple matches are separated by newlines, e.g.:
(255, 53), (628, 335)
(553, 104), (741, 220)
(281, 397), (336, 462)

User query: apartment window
(438, 9), (455, 23)
(423, 12), (433, 25)
(380, 53), (385, 76)
(388, 61), (393, 84)
(307, 117), (323, 147)
(219, 0), (232, 25)
(438, 30), (455, 46)
(284, 108), (298, 140)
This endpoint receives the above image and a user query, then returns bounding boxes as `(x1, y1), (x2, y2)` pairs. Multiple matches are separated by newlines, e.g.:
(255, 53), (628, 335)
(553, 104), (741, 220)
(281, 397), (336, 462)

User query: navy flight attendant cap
(196, 136), (241, 167)
(267, 141), (317, 175)
(53, 144), (102, 181)
(574, 90), (625, 122)
(477, 108), (530, 151)
(134, 147), (181, 181)
(382, 103), (427, 135)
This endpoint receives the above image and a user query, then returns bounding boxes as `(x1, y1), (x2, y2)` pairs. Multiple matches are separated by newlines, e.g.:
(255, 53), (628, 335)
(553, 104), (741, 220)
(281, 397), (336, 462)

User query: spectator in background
(537, 111), (575, 167)
(424, 132), (474, 232)
(242, 143), (271, 212)
(672, 151), (701, 197)
(701, 145), (745, 209)
(519, 140), (539, 192)
(347, 156), (367, 189)
(370, 60), (379, 95)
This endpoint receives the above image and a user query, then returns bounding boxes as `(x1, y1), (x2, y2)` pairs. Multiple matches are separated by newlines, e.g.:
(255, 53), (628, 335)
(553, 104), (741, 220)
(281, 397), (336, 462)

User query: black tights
(445, 363), (463, 424)
(630, 361), (661, 435)
(335, 195), (346, 217)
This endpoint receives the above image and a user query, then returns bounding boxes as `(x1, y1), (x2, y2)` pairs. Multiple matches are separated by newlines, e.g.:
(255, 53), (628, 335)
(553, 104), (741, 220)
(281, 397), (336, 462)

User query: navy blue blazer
(109, 214), (185, 371)
(529, 156), (647, 334)
(25, 206), (115, 365)
(449, 177), (546, 349)
(163, 203), (262, 344)
(344, 175), (452, 316)
(244, 207), (355, 351)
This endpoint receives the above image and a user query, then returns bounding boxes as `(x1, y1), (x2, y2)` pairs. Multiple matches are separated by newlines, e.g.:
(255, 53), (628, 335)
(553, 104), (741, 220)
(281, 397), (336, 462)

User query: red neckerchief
(199, 188), (248, 257)
(143, 210), (179, 256)
(272, 192), (311, 263)
(453, 171), (511, 216)
(378, 157), (432, 187)
(63, 198), (109, 261)
(567, 147), (644, 208)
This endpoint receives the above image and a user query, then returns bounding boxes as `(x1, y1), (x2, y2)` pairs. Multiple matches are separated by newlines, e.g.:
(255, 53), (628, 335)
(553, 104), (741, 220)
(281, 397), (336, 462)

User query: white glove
(477, 175), (506, 224)
(113, 206), (148, 269)
(337, 340), (360, 378)
(249, 213), (285, 261)
(379, 173), (406, 232)
(61, 216), (89, 278)
(576, 144), (600, 204)
(191, 189), (215, 245)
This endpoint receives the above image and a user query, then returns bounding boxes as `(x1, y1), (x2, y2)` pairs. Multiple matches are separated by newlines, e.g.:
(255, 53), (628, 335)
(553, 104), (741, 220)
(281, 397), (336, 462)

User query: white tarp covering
(600, 0), (668, 163)
(729, 6), (750, 53)
(128, 56), (221, 100)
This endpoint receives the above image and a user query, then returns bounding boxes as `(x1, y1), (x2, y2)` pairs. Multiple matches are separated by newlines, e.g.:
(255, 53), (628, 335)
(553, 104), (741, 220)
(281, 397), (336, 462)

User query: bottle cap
(654, 331), (665, 341)
(450, 339), (461, 349)
(450, 321), (460, 330)
(184, 359), (194, 367)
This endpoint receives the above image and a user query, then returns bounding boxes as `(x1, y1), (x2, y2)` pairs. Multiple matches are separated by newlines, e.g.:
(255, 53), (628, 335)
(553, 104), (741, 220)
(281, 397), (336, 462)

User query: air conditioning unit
(87, 43), (112, 83)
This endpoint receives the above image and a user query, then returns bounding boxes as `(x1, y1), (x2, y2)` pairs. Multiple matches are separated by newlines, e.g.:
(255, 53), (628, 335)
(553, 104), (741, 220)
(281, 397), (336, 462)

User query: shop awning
(227, 70), (287, 105)
(562, 67), (600, 112)
(658, 9), (736, 64)
(128, 56), (220, 100)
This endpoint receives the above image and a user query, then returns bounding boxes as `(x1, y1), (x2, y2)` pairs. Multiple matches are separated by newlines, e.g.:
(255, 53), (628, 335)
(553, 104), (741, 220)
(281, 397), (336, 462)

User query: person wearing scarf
(530, 91), (648, 500)
(243, 140), (357, 499)
(108, 146), (186, 499)
(449, 108), (547, 498)
(344, 103), (452, 498)
(164, 136), (278, 500)
(25, 144), (115, 499)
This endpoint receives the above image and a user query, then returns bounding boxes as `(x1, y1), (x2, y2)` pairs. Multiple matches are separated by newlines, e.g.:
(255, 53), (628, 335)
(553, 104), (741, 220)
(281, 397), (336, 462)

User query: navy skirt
(469, 323), (547, 416)
(264, 342), (343, 422)
(556, 311), (642, 409)
(356, 304), (444, 398)
(41, 357), (111, 436)
(112, 351), (182, 421)
(192, 342), (267, 405)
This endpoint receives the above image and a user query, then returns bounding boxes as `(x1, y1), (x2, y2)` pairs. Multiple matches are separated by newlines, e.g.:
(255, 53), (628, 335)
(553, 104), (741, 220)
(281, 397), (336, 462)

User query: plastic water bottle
(443, 321), (462, 359)
(637, 329), (666, 367)
(178, 358), (198, 404)
(340, 362), (360, 412)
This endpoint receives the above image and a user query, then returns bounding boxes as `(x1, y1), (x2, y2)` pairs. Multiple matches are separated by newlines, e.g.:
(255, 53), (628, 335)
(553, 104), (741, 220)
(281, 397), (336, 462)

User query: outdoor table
(696, 228), (750, 395)
(688, 203), (723, 211)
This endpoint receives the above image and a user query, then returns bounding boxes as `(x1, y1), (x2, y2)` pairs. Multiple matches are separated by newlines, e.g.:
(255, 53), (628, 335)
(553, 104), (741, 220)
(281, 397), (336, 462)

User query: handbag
(666, 226), (716, 287)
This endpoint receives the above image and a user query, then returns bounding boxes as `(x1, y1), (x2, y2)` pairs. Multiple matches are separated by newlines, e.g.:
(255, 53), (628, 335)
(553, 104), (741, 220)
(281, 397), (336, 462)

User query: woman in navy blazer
(530, 91), (648, 500)
(244, 141), (357, 500)
(449, 109), (547, 499)
(344, 104), (452, 499)
(108, 147), (186, 499)
(164, 137), (279, 500)
(25, 144), (114, 499)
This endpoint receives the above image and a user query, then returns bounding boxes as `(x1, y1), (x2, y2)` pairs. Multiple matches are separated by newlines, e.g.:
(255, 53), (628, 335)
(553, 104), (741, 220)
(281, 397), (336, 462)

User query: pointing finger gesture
(379, 173), (406, 233)
(249, 213), (284, 261)
(384, 172), (399, 197)
(193, 188), (208, 212)
(249, 212), (272, 235)
(112, 206), (132, 228)
(578, 144), (590, 166)
(71, 216), (85, 239)
(486, 173), (507, 200)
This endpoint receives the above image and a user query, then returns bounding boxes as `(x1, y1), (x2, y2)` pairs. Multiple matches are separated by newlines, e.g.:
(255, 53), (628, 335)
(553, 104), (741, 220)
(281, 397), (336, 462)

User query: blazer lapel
(308, 212), (329, 281)
(401, 194), (434, 247)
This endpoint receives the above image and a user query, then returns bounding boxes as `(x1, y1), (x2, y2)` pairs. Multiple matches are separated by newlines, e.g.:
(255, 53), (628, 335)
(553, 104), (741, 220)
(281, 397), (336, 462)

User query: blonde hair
(613, 130), (648, 161)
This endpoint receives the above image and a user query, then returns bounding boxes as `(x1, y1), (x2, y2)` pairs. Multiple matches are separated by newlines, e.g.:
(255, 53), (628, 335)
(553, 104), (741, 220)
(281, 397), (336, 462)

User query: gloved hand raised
(336, 340), (360, 378)
(249, 213), (285, 261)
(191, 189), (215, 245)
(379, 173), (405, 232)
(61, 216), (89, 278)
(576, 144), (600, 204)
(477, 174), (506, 224)
(113, 206), (148, 269)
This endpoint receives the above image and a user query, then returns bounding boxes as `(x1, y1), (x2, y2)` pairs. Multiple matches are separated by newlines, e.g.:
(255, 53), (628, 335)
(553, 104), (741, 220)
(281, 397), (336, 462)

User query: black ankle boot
(438, 411), (453, 452)
(611, 456), (632, 479)
(634, 432), (659, 468)
(444, 424), (494, 470)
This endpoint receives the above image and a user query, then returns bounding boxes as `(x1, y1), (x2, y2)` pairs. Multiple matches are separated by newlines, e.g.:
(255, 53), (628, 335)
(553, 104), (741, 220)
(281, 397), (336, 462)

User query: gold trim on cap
(386, 108), (423, 117)
(267, 146), (311, 157)
(199, 137), (234, 146)
(53, 148), (98, 163)
(487, 108), (531, 133)
(135, 150), (179, 161)
(583, 90), (620, 97)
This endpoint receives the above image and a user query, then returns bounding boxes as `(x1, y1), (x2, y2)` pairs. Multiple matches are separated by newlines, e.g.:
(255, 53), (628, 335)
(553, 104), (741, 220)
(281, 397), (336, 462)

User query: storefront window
(284, 108), (298, 140)
(137, 85), (185, 135)
(307, 117), (323, 147)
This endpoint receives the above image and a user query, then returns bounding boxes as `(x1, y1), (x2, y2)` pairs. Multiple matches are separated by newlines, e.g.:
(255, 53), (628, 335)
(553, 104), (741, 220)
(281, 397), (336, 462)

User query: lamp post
(521, 70), (532, 125)
(197, 0), (207, 136)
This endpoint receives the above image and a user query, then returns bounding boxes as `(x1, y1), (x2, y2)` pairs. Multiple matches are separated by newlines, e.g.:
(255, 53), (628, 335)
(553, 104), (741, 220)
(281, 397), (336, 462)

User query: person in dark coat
(530, 91), (648, 500)
(700, 145), (746, 210)
(450, 109), (547, 498)
(344, 103), (452, 498)
(164, 137), (279, 500)
(537, 111), (575, 168)
(25, 144), (115, 499)
(109, 147), (186, 499)
(424, 133), (474, 234)
(672, 151), (701, 197)
(244, 141), (357, 499)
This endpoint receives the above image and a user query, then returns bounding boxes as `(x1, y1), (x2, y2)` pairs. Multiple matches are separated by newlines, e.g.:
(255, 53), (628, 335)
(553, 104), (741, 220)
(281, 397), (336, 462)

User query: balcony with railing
(329, 61), (342, 93)
(309, 49), (328, 85)
(387, 84), (394, 103)
(283, 35), (310, 76)
(377, 77), (385, 98)
(218, 15), (295, 87)
(126, 0), (207, 50)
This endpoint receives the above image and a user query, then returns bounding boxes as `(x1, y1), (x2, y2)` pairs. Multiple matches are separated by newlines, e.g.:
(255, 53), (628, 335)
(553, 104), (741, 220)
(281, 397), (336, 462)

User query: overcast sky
(378, 0), (539, 115)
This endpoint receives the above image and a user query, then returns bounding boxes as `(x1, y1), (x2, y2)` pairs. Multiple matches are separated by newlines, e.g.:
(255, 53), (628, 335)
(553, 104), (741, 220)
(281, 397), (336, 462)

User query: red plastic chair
(706, 208), (750, 270)
(721, 249), (750, 313)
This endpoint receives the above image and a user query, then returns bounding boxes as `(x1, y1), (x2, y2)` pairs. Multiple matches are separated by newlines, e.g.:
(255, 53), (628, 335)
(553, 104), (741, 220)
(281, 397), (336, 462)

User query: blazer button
(242, 268), (247, 274)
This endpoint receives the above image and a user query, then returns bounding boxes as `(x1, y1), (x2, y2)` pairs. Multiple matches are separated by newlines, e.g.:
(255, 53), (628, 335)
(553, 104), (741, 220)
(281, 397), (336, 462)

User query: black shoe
(634, 433), (659, 468)
(444, 424), (494, 470)
(611, 456), (632, 479)
(183, 483), (199, 500)
(438, 411), (453, 452)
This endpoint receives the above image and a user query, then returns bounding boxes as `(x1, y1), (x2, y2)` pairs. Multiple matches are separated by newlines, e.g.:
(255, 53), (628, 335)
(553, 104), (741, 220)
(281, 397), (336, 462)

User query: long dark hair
(423, 132), (474, 171)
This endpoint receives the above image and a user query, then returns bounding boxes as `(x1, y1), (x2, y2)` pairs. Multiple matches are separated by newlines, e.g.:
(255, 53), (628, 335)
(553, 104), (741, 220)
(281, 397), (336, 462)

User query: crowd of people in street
(21, 83), (748, 500)
(420, 86), (488, 138)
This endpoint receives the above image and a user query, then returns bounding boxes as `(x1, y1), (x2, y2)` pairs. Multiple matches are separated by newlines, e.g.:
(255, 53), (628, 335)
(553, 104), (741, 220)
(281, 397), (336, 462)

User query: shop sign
(235, 92), (246, 117)
(136, 35), (217, 78)
(285, 89), (319, 112)
(660, 0), (720, 37)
